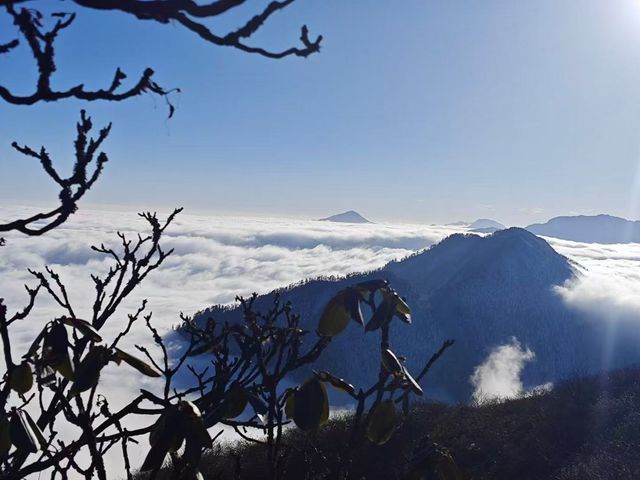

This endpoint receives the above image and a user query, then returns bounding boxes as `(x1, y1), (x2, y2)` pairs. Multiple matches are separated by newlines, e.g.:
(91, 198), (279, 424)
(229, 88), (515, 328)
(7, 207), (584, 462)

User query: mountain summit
(319, 210), (372, 223)
(191, 228), (640, 402)
(526, 214), (640, 243)
(468, 218), (506, 231)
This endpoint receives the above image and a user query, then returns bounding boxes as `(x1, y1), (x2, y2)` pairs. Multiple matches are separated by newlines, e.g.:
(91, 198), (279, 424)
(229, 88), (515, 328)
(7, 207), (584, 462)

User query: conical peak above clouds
(468, 218), (506, 231)
(318, 211), (372, 224)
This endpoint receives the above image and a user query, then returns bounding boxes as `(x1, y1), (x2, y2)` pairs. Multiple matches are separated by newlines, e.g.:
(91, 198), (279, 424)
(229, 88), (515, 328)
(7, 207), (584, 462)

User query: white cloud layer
(3, 206), (640, 476)
(548, 237), (640, 323)
(0, 205), (461, 478)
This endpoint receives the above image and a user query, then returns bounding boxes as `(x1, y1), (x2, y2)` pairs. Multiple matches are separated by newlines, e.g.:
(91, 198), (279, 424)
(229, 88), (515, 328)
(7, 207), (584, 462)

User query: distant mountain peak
(319, 211), (372, 224)
(468, 218), (506, 231)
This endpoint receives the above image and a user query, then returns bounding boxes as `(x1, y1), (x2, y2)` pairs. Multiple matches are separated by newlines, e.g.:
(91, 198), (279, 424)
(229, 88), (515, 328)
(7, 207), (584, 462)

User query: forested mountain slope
(191, 229), (636, 402)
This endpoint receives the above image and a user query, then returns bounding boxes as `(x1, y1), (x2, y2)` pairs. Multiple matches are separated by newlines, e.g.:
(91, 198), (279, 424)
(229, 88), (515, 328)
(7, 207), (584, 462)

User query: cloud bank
(470, 337), (536, 403)
(4, 205), (640, 475)
(548, 237), (640, 324)
(0, 205), (459, 331)
(0, 205), (462, 477)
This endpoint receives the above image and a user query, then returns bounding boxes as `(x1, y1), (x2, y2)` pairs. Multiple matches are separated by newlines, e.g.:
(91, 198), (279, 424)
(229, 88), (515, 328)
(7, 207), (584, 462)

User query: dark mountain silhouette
(526, 214), (640, 243)
(319, 210), (372, 223)
(191, 228), (639, 403)
(468, 218), (506, 230)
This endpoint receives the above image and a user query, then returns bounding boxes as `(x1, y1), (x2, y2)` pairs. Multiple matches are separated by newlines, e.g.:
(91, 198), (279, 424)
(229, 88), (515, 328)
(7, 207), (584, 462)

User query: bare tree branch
(0, 110), (109, 236)
(0, 0), (321, 108)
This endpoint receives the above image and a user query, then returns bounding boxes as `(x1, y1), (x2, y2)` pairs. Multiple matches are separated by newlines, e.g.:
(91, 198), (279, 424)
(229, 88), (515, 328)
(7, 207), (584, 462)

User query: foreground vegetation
(135, 366), (640, 480)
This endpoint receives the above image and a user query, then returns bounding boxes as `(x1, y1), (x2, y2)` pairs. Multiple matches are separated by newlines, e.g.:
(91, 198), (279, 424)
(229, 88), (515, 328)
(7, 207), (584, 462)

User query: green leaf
(366, 400), (399, 445)
(141, 438), (171, 472)
(365, 299), (395, 332)
(315, 370), (356, 396)
(149, 413), (166, 447)
(23, 411), (47, 449)
(381, 349), (404, 375)
(178, 401), (212, 449)
(222, 383), (248, 419)
(43, 323), (69, 364)
(394, 295), (411, 317)
(392, 292), (411, 324)
(35, 364), (56, 386)
(0, 415), (10, 455)
(394, 310), (411, 324)
(344, 288), (364, 326)
(114, 348), (161, 377)
(317, 294), (351, 337)
(54, 356), (75, 381)
(402, 367), (424, 396)
(189, 420), (212, 450)
(10, 362), (33, 395)
(71, 346), (110, 394)
(178, 400), (202, 419)
(60, 317), (102, 342)
(248, 394), (268, 415)
(284, 388), (297, 419)
(142, 406), (184, 471)
(292, 377), (329, 431)
(41, 322), (74, 380)
(320, 384), (329, 427)
(9, 410), (38, 453)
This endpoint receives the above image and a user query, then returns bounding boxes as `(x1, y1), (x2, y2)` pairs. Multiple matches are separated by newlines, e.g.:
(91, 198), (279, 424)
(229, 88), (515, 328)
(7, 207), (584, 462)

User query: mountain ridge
(189, 228), (640, 402)
(526, 214), (640, 243)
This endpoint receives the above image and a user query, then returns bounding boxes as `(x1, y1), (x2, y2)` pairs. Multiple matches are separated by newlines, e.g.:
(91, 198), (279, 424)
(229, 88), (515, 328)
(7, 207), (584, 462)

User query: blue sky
(3, 0), (640, 225)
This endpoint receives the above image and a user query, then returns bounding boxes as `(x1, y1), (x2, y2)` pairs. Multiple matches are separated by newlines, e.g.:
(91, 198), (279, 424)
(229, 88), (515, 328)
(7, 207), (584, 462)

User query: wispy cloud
(519, 207), (545, 216)
(470, 337), (536, 403)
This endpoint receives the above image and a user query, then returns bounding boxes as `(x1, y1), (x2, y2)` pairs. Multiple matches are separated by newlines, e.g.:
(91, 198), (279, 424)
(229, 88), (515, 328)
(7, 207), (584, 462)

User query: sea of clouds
(0, 205), (464, 476)
(2, 204), (640, 476)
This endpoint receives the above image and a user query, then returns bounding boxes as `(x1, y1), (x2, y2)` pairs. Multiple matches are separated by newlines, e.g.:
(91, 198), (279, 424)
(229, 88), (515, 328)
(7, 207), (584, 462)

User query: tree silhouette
(0, 2), (458, 478)
(0, 1), (321, 106)
(0, 0), (322, 239)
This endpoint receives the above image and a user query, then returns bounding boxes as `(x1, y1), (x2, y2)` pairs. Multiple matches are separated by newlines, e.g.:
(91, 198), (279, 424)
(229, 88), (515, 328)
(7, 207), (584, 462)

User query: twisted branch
(0, 110), (110, 236)
(0, 0), (321, 107)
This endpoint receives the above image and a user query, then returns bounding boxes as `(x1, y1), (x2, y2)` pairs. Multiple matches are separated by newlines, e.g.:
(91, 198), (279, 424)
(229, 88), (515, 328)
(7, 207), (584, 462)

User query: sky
(4, 1), (640, 224)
